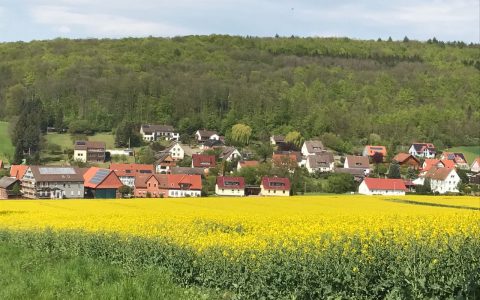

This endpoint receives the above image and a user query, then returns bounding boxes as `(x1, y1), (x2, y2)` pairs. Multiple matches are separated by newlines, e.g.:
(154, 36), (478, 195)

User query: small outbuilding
(358, 178), (407, 196)
(0, 177), (20, 199)
(83, 167), (123, 199)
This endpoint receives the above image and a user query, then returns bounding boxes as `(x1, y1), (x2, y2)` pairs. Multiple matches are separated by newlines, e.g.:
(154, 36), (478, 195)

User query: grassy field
(0, 195), (479, 299)
(444, 146), (480, 164)
(0, 242), (217, 300)
(0, 121), (14, 162)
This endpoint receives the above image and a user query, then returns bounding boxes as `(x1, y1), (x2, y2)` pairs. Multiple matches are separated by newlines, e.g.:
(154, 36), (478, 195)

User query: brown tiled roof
(110, 164), (154, 177)
(29, 166), (84, 182)
(304, 140), (325, 153)
(425, 167), (455, 181)
(393, 153), (420, 164)
(345, 155), (369, 168)
(308, 152), (334, 167)
(192, 154), (216, 168)
(170, 167), (205, 176)
(74, 140), (106, 150)
(0, 177), (18, 189)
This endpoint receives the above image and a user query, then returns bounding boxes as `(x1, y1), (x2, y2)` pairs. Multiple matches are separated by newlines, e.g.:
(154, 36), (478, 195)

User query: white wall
(73, 150), (87, 162)
(168, 189), (201, 197)
(260, 185), (289, 196)
(358, 181), (405, 195)
(215, 185), (245, 196)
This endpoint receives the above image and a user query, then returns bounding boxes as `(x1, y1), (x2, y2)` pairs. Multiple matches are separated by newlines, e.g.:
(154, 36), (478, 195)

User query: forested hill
(0, 36), (479, 148)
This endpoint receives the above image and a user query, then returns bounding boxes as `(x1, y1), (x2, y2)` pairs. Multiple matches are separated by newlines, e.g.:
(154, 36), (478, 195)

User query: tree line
(1, 35), (479, 158)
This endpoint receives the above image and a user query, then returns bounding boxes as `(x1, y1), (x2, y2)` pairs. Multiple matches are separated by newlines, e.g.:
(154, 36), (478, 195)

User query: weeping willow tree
(231, 123), (252, 145)
(285, 131), (304, 149)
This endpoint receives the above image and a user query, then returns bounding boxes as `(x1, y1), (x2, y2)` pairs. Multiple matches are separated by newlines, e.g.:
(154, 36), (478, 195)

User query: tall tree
(231, 123), (252, 145)
(387, 161), (401, 179)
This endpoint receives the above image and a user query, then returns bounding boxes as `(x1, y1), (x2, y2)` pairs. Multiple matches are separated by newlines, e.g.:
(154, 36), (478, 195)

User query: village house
(73, 141), (106, 163)
(393, 153), (421, 170)
(215, 176), (245, 196)
(237, 160), (260, 171)
(200, 139), (225, 150)
(344, 155), (370, 174)
(140, 124), (179, 142)
(424, 167), (460, 194)
(154, 152), (176, 174)
(335, 168), (366, 182)
(134, 174), (168, 198)
(83, 167), (123, 198)
(166, 142), (197, 160)
(358, 178), (407, 196)
(110, 163), (154, 187)
(421, 159), (455, 173)
(260, 177), (290, 196)
(301, 140), (325, 156)
(10, 165), (28, 180)
(169, 167), (205, 176)
(21, 166), (84, 199)
(471, 157), (480, 173)
(305, 152), (335, 173)
(195, 130), (220, 143)
(440, 152), (469, 169)
(272, 152), (300, 171)
(0, 177), (20, 199)
(270, 135), (285, 146)
(408, 143), (436, 158)
(192, 154), (216, 169)
(219, 147), (241, 162)
(166, 174), (202, 197)
(362, 145), (387, 159)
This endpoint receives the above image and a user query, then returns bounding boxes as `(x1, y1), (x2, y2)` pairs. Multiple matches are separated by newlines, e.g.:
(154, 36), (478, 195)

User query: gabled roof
(83, 167), (123, 189)
(74, 140), (106, 150)
(110, 163), (154, 177)
(166, 143), (197, 156)
(134, 174), (152, 189)
(335, 168), (366, 176)
(393, 153), (420, 164)
(219, 146), (239, 159)
(192, 154), (216, 168)
(10, 165), (28, 180)
(303, 140), (325, 153)
(216, 176), (245, 189)
(364, 145), (387, 156)
(261, 177), (291, 191)
(422, 159), (455, 172)
(308, 152), (334, 167)
(141, 124), (175, 134)
(167, 174), (202, 190)
(154, 152), (175, 164)
(29, 166), (84, 182)
(411, 143), (436, 153)
(345, 155), (369, 168)
(472, 157), (480, 167)
(442, 152), (468, 164)
(362, 178), (407, 191)
(273, 152), (301, 163)
(238, 160), (260, 168)
(197, 130), (218, 139)
(136, 174), (169, 189)
(0, 177), (18, 189)
(424, 167), (455, 181)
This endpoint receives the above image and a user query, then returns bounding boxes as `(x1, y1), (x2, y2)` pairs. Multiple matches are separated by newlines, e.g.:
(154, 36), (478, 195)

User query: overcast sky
(0, 0), (478, 42)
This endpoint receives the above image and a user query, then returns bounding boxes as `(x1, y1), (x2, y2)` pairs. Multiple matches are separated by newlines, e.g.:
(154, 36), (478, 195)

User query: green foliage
(0, 241), (216, 300)
(387, 161), (401, 179)
(285, 131), (304, 149)
(231, 124), (252, 146)
(68, 120), (96, 135)
(137, 147), (156, 164)
(118, 185), (132, 198)
(0, 121), (14, 162)
(115, 120), (142, 148)
(0, 36), (478, 149)
(416, 178), (432, 195)
(1, 229), (478, 299)
(177, 156), (192, 167)
(10, 182), (21, 196)
(325, 173), (356, 193)
(236, 166), (258, 185)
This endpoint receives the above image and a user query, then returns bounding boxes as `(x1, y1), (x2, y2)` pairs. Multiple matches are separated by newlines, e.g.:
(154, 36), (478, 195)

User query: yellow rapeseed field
(1, 195), (479, 254)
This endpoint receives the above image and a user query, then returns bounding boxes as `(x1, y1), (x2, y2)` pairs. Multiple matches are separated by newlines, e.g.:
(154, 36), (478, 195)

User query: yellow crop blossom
(0, 195), (479, 255)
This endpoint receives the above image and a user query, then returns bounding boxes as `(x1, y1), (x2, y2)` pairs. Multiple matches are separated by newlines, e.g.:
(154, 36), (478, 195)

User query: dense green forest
(0, 35), (479, 150)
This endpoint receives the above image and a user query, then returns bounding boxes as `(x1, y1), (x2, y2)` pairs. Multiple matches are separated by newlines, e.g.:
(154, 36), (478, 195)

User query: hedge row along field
(0, 196), (479, 299)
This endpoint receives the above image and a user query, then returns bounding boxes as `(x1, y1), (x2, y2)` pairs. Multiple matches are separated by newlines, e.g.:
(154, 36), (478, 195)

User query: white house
(408, 143), (436, 158)
(471, 157), (480, 173)
(358, 178), (407, 196)
(344, 155), (370, 175)
(260, 177), (290, 196)
(301, 140), (325, 156)
(219, 147), (241, 162)
(166, 142), (197, 160)
(424, 167), (460, 194)
(195, 130), (220, 143)
(305, 153), (334, 173)
(215, 176), (245, 196)
(140, 124), (179, 142)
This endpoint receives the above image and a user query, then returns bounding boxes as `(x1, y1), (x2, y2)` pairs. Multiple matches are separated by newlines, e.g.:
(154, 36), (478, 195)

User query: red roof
(216, 176), (245, 189)
(83, 167), (123, 189)
(422, 159), (455, 172)
(261, 177), (291, 191)
(192, 154), (216, 168)
(363, 178), (407, 191)
(393, 153), (420, 164)
(110, 163), (154, 177)
(167, 174), (202, 190)
(10, 165), (29, 180)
